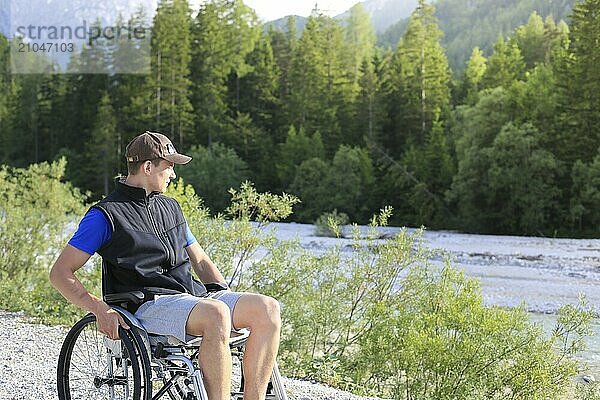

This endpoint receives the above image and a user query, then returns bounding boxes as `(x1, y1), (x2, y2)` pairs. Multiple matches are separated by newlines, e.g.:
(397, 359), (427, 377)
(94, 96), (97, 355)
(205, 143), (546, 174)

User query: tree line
(0, 0), (598, 237)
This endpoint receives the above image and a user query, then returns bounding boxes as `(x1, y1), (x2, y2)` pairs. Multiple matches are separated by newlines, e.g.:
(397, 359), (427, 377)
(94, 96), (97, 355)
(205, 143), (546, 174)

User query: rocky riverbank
(0, 310), (379, 400)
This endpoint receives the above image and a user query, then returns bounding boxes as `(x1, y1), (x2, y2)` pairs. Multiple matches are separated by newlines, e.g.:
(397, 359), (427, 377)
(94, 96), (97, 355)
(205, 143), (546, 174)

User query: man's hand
(205, 282), (230, 293)
(94, 303), (130, 340)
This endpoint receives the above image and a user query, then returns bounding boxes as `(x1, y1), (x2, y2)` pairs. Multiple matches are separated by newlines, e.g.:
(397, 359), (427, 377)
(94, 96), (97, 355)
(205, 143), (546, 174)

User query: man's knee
(187, 299), (231, 339)
(254, 295), (281, 331)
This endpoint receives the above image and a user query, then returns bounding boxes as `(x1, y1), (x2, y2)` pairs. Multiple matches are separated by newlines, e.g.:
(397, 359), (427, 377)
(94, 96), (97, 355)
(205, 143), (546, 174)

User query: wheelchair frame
(57, 306), (288, 400)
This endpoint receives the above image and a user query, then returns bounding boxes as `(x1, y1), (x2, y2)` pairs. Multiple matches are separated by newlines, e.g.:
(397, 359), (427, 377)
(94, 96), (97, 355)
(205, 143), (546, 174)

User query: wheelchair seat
(56, 303), (287, 400)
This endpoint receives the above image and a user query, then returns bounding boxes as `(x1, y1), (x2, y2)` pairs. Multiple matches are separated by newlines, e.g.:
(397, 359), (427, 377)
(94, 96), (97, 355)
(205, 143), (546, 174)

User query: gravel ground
(0, 310), (380, 400)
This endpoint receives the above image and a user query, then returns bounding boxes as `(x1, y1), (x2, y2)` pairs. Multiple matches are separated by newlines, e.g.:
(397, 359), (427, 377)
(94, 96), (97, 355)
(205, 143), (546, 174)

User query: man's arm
(185, 242), (227, 284)
(49, 244), (129, 339)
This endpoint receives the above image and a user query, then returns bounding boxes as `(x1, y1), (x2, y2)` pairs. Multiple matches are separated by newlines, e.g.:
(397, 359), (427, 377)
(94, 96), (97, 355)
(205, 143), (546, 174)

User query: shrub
(166, 180), (299, 286)
(314, 209), (350, 237)
(351, 266), (592, 399)
(0, 158), (90, 324)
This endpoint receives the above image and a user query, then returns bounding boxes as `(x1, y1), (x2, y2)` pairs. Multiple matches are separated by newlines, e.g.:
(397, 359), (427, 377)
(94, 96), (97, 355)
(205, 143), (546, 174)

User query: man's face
(148, 159), (176, 193)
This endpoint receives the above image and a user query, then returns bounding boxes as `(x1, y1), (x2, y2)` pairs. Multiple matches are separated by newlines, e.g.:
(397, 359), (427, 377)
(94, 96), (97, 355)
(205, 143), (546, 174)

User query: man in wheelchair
(50, 131), (283, 400)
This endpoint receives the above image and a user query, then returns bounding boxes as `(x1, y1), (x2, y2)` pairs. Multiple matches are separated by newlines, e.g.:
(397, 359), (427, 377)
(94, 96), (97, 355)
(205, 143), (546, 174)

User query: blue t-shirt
(69, 207), (197, 255)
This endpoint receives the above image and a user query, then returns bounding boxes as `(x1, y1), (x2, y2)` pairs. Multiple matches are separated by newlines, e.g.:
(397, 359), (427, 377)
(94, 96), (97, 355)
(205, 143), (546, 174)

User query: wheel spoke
(59, 315), (143, 400)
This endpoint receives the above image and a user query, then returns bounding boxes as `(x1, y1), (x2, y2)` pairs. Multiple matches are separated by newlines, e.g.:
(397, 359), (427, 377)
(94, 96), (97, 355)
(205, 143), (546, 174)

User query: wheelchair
(56, 292), (288, 400)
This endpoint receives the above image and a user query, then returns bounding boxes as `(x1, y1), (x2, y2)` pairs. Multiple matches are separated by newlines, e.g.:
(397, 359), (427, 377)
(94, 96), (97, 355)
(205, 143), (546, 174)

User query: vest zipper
(146, 202), (174, 268)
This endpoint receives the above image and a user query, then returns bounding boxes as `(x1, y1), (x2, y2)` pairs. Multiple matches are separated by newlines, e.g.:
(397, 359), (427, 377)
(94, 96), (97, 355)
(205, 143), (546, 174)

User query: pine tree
(356, 57), (386, 147)
(513, 12), (547, 69)
(0, 35), (20, 165)
(555, 0), (600, 165)
(463, 47), (487, 104)
(112, 6), (153, 159)
(543, 17), (570, 64)
(386, 0), (451, 151)
(223, 112), (273, 190)
(34, 74), (68, 162)
(481, 35), (525, 90)
(82, 93), (119, 197)
(226, 1), (261, 114)
(136, 0), (194, 148)
(191, 0), (260, 146)
(230, 34), (279, 135)
(64, 40), (113, 193)
(268, 16), (298, 138)
(191, 0), (229, 146)
(286, 16), (326, 134)
(276, 125), (325, 189)
(287, 13), (350, 155)
(343, 3), (376, 91)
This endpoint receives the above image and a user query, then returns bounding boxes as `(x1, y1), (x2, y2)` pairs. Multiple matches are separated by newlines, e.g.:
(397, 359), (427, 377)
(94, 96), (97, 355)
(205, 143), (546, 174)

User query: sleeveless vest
(94, 178), (206, 302)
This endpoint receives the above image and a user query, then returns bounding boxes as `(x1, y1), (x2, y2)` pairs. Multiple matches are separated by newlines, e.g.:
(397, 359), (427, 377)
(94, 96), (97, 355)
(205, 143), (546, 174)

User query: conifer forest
(1, 0), (599, 237)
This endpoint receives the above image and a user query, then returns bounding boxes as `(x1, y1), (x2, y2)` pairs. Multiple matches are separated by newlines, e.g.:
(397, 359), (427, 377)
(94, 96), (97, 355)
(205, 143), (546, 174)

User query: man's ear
(143, 160), (153, 175)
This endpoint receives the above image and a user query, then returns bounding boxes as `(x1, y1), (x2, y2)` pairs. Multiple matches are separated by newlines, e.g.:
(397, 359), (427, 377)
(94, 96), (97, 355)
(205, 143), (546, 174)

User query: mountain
(262, 0), (577, 75)
(265, 15), (309, 34)
(264, 0), (418, 34)
(379, 0), (577, 73)
(335, 0), (418, 32)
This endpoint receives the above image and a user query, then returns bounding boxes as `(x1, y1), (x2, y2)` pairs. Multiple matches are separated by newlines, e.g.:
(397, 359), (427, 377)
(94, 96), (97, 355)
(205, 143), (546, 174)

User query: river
(267, 222), (600, 376)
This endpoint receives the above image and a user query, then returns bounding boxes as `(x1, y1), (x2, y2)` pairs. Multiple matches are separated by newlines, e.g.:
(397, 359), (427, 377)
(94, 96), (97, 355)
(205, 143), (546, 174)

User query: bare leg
(186, 299), (232, 400)
(233, 294), (281, 400)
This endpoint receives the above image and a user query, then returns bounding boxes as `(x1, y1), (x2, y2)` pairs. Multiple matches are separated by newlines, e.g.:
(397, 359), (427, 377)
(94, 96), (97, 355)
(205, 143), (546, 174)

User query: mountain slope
(335, 0), (418, 32)
(265, 15), (309, 34)
(265, 0), (417, 34)
(379, 0), (576, 73)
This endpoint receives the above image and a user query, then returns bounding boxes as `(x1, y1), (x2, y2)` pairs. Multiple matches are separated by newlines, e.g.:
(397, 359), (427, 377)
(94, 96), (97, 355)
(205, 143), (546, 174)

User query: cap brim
(164, 153), (192, 164)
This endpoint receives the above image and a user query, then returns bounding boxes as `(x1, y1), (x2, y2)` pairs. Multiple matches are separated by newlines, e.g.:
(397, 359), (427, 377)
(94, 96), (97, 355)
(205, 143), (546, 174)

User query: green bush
(314, 209), (350, 237)
(0, 158), (91, 324)
(166, 180), (299, 285)
(351, 266), (593, 399)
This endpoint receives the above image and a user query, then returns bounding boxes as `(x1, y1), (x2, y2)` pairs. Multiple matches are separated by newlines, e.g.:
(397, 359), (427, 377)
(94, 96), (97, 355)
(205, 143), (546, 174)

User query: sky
(192, 0), (361, 22)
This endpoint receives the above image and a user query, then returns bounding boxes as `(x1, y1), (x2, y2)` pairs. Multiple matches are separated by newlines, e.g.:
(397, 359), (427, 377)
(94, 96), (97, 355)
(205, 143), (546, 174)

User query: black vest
(94, 178), (206, 301)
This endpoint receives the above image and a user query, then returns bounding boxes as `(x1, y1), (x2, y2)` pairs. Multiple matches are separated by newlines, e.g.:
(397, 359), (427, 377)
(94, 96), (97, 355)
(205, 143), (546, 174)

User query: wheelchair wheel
(57, 313), (150, 400)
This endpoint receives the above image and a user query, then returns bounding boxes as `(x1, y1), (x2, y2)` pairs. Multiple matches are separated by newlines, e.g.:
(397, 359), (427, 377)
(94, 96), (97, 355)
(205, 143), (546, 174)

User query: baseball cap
(125, 131), (192, 165)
